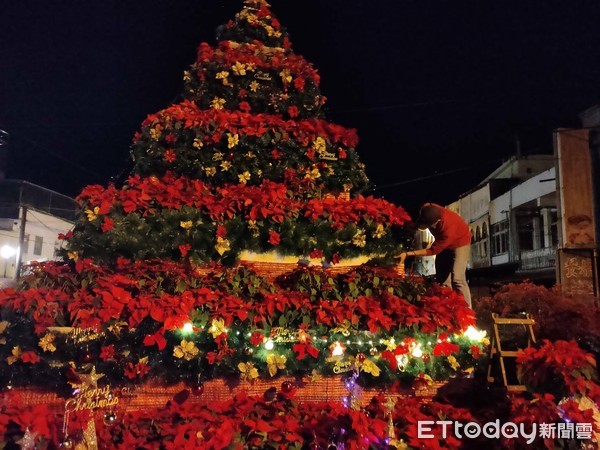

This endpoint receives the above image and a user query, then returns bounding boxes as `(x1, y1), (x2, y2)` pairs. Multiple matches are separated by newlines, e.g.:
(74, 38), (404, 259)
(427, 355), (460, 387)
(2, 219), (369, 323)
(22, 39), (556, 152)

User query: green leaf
(175, 279), (187, 293)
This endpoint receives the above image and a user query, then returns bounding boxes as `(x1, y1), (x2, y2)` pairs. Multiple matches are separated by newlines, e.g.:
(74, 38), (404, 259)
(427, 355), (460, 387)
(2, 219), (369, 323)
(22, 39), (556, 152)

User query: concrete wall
(0, 207), (73, 278)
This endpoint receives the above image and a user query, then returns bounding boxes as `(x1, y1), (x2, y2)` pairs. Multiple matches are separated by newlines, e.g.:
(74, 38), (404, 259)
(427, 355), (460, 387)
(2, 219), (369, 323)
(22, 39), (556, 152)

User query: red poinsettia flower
(217, 225), (227, 238)
(206, 351), (220, 365)
(287, 106), (299, 118)
(293, 77), (306, 91)
(309, 249), (323, 259)
(239, 101), (251, 113)
(268, 230), (281, 245)
(100, 345), (115, 361)
(516, 339), (599, 398)
(101, 217), (114, 232)
(165, 133), (177, 145)
(125, 361), (151, 380)
(470, 345), (482, 359)
(433, 341), (460, 357)
(21, 351), (40, 364)
(381, 350), (398, 371)
(179, 244), (191, 257)
(250, 331), (265, 347)
(338, 149), (347, 159)
(57, 230), (73, 240)
(164, 149), (176, 163)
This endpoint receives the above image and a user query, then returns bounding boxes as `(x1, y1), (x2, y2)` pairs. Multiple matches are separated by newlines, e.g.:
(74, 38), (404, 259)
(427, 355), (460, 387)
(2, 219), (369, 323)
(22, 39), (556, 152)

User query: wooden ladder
(486, 313), (537, 392)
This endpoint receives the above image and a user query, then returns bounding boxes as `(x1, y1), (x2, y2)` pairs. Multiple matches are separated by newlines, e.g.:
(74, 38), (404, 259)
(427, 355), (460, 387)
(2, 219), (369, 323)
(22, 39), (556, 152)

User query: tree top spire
(218, 0), (290, 48)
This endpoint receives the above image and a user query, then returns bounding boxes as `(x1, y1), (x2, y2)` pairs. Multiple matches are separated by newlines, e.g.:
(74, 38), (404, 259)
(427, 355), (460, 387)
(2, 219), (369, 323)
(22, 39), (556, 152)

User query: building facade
(0, 180), (77, 280)
(446, 155), (559, 283)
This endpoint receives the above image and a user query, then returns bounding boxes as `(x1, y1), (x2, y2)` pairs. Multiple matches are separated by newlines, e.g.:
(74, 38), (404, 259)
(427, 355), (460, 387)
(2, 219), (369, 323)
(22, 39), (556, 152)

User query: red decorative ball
(281, 381), (293, 393)
(423, 354), (431, 363)
(192, 382), (204, 396)
(357, 353), (366, 363)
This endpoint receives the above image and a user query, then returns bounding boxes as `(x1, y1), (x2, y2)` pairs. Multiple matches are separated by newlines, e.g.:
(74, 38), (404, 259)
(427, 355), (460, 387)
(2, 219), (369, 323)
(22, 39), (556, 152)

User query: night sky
(1, 0), (599, 215)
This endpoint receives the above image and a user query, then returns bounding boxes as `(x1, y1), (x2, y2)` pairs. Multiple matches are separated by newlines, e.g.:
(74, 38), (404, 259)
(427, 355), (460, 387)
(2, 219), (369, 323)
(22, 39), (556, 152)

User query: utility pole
(14, 205), (27, 281)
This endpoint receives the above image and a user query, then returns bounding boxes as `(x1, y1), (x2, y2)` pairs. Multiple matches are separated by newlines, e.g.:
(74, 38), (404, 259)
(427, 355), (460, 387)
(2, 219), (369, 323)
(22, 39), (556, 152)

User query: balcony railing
(519, 247), (556, 271)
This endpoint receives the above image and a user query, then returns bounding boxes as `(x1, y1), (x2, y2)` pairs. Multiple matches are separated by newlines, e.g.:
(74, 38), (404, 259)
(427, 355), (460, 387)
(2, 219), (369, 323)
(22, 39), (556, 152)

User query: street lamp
(1, 245), (17, 278)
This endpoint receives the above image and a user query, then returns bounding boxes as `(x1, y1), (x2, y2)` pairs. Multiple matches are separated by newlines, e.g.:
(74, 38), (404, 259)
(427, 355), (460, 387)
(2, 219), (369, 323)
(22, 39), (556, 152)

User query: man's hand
(398, 253), (407, 265)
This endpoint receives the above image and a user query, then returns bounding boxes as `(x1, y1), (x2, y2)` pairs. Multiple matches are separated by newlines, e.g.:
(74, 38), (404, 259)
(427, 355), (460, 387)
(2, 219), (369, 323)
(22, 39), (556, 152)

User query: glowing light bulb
(463, 326), (487, 342)
(182, 322), (194, 333)
(411, 345), (423, 358)
(264, 339), (274, 350)
(332, 342), (345, 357)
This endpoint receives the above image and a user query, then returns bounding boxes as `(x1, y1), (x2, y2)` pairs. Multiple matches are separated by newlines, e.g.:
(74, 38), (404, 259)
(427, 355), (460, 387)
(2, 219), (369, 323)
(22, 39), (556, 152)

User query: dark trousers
(435, 244), (472, 307)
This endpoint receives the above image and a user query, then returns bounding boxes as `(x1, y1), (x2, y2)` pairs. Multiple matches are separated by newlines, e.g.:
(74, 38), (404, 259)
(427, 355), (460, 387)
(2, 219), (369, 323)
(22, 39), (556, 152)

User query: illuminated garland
(0, 262), (483, 390)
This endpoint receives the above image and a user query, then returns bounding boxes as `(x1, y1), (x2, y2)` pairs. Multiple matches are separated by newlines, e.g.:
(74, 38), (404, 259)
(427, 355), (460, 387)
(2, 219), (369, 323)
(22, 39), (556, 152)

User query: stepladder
(486, 313), (537, 392)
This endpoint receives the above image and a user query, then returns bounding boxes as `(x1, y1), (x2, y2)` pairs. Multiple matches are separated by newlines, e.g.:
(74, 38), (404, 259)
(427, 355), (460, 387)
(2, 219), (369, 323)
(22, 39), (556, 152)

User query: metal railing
(519, 247), (555, 270)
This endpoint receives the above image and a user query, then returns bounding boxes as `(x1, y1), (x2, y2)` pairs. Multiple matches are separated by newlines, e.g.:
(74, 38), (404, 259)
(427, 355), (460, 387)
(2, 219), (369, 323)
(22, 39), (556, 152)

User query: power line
(371, 158), (505, 191)
(0, 231), (63, 247)
(0, 202), (80, 213)
(27, 210), (72, 234)
(12, 135), (106, 180)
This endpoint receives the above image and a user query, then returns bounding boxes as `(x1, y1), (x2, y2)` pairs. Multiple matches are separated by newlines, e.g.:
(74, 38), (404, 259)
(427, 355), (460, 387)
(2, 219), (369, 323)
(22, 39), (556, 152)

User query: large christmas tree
(0, 1), (483, 448)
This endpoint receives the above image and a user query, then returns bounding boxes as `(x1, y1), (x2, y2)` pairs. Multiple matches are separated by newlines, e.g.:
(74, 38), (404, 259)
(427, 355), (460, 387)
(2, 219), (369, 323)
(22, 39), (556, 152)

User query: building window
(481, 222), (489, 257)
(516, 213), (537, 251)
(22, 234), (30, 254)
(33, 236), (43, 256)
(492, 221), (509, 256)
